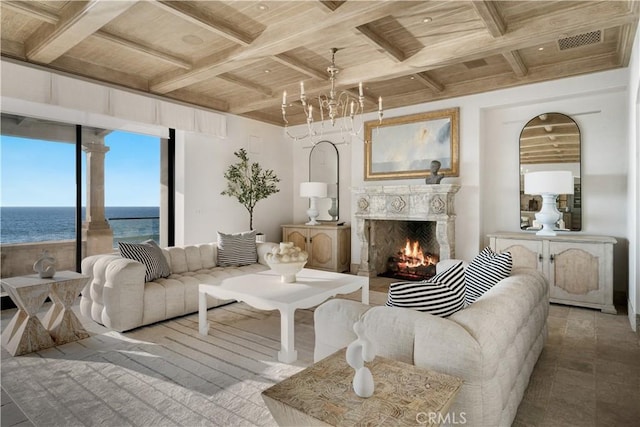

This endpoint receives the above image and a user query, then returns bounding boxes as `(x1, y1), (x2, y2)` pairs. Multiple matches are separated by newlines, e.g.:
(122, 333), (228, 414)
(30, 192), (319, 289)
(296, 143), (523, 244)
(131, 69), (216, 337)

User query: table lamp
(524, 171), (574, 236)
(300, 182), (327, 225)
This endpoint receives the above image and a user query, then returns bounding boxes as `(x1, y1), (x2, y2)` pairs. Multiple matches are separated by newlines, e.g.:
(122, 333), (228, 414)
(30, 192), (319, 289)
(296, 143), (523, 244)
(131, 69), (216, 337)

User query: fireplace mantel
(353, 184), (460, 277)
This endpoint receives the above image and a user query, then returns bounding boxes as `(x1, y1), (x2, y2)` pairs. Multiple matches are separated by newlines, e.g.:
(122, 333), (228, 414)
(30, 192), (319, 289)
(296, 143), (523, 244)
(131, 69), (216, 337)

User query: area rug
(1, 291), (387, 426)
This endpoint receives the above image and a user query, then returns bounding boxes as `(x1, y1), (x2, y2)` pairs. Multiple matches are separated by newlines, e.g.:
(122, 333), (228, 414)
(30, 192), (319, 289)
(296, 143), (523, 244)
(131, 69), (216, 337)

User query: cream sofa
(80, 241), (277, 332)
(314, 262), (549, 427)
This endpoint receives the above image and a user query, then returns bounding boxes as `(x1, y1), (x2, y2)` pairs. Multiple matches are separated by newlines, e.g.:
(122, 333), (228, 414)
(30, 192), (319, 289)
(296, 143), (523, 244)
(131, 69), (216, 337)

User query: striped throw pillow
(217, 230), (258, 267)
(118, 240), (171, 282)
(465, 246), (512, 304)
(385, 261), (466, 317)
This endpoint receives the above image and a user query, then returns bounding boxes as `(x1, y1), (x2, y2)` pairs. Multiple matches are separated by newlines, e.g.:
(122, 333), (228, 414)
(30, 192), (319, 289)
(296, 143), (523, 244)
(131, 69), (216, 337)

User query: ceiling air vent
(558, 30), (602, 50)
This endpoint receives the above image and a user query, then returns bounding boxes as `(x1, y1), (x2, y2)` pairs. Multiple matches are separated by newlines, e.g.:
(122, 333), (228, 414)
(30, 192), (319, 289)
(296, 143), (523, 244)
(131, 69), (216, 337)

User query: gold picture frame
(364, 107), (459, 181)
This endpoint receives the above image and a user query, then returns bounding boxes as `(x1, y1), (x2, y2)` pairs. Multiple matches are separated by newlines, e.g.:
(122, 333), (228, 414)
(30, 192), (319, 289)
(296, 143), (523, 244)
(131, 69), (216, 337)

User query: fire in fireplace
(384, 238), (439, 281)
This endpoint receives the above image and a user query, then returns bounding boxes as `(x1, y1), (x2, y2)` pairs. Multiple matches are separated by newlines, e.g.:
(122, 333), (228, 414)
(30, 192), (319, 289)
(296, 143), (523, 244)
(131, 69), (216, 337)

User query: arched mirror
(519, 112), (581, 231)
(309, 141), (339, 221)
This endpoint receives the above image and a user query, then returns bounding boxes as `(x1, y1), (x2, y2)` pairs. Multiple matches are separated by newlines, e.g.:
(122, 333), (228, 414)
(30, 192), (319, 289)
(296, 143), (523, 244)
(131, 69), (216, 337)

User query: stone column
(82, 141), (113, 255)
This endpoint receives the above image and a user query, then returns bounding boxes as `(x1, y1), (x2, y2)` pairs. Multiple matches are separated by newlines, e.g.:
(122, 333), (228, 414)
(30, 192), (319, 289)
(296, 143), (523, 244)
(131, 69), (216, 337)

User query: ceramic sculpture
(346, 319), (376, 398)
(33, 250), (56, 278)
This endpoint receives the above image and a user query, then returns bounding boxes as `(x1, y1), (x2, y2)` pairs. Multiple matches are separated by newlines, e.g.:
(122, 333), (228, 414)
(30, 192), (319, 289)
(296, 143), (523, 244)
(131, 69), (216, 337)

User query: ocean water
(0, 206), (159, 244)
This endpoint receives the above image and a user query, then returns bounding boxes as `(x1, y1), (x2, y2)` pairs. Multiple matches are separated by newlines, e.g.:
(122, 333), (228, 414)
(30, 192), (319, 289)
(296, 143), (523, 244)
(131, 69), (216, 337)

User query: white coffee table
(198, 268), (369, 363)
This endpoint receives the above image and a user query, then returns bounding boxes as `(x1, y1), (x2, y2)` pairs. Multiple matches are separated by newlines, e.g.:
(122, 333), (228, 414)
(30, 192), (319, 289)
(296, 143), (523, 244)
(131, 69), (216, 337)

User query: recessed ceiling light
(182, 35), (203, 45)
(409, 76), (415, 80)
(422, 17), (433, 23)
(264, 69), (271, 73)
(538, 47), (544, 51)
(257, 3), (269, 11)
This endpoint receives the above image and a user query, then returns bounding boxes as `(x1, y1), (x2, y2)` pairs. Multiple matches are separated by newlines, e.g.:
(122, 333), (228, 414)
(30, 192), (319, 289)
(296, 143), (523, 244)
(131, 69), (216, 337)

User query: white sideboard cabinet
(488, 232), (617, 314)
(281, 224), (351, 273)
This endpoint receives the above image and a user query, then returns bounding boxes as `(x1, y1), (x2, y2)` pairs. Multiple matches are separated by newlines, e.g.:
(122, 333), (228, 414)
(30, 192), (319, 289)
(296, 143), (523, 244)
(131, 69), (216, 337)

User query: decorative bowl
(267, 260), (307, 283)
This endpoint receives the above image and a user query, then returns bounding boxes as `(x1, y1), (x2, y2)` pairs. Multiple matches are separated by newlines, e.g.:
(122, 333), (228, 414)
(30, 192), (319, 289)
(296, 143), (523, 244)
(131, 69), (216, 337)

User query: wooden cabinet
(281, 224), (351, 273)
(488, 232), (616, 314)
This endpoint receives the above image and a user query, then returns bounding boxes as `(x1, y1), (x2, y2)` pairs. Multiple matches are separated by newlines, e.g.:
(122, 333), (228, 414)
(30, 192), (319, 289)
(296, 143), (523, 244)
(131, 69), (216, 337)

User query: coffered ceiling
(1, 1), (638, 126)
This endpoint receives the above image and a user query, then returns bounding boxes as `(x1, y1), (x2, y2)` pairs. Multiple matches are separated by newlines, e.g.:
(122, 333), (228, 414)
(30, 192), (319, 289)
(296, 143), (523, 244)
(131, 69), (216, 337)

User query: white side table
(1, 271), (89, 356)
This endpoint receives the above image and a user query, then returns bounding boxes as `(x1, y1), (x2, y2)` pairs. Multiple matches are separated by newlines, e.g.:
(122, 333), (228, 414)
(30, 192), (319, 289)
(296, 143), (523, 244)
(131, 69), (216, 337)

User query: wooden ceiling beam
(166, 89), (229, 113)
(502, 51), (528, 77)
(150, 1), (421, 94)
(617, 21), (639, 66)
(25, 0), (137, 64)
(3, 1), (191, 69)
(152, 1), (253, 47)
(413, 72), (444, 93)
(272, 53), (327, 80)
(217, 74), (273, 97)
(3, 1), (58, 23)
(356, 23), (406, 62)
(471, 1), (507, 37)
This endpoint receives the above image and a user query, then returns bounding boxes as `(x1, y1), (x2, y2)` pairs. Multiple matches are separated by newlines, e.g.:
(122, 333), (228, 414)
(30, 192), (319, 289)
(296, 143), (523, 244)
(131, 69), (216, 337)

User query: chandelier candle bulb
(300, 81), (305, 96)
(282, 91), (286, 105)
(350, 101), (355, 116)
(378, 97), (382, 111)
(359, 82), (363, 97)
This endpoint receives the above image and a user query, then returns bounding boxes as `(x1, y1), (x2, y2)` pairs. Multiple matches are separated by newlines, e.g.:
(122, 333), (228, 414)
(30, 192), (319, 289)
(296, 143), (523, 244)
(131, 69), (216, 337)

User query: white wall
(290, 69), (631, 287)
(482, 88), (629, 295)
(627, 28), (640, 331)
(175, 114), (293, 245)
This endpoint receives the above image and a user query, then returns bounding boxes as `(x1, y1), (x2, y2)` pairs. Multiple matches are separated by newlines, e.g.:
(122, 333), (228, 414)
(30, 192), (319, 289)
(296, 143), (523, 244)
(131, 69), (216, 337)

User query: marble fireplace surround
(353, 184), (460, 277)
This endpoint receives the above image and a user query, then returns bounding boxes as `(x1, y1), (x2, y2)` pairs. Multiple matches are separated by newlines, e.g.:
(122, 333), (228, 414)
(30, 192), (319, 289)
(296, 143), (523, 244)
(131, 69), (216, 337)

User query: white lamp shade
(524, 171), (574, 195)
(300, 181), (327, 198)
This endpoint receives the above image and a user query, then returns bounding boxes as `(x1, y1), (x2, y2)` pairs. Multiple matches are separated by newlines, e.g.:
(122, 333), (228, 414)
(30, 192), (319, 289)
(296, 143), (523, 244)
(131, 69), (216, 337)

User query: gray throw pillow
(217, 230), (258, 267)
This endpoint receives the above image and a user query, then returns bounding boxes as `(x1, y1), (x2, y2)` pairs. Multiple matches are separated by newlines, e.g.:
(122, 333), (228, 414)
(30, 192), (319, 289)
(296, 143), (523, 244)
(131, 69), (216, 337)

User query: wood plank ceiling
(1, 1), (638, 127)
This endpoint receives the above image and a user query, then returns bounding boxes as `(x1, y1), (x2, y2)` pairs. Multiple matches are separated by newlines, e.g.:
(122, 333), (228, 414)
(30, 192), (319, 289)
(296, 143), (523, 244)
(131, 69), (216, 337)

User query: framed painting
(364, 108), (459, 180)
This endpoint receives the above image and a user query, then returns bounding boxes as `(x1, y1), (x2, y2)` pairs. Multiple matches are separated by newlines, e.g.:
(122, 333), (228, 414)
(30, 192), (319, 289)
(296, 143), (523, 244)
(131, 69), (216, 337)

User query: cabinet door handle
(538, 254), (543, 262)
(550, 254), (555, 263)
(309, 237), (313, 243)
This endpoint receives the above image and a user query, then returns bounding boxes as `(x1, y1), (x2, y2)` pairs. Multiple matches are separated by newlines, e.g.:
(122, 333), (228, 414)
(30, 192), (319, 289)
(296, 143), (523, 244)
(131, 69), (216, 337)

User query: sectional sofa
(314, 261), (549, 427)
(80, 241), (277, 332)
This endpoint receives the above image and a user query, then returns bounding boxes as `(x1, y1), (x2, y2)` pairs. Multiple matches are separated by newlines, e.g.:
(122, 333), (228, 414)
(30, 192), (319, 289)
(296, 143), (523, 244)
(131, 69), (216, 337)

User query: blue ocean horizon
(0, 206), (160, 244)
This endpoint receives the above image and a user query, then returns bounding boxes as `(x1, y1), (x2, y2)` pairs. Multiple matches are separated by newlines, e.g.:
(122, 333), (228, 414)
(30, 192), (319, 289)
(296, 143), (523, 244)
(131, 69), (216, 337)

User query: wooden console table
(1, 271), (90, 356)
(262, 349), (463, 426)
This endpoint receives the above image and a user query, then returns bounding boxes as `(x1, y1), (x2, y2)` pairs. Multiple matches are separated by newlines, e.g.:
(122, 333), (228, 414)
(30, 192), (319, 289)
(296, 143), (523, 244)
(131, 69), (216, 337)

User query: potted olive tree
(221, 148), (280, 231)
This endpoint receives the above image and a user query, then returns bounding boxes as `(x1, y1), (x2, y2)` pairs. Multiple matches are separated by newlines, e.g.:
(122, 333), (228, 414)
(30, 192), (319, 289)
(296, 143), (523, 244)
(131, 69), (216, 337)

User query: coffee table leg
(361, 281), (370, 305)
(278, 308), (297, 363)
(198, 289), (209, 336)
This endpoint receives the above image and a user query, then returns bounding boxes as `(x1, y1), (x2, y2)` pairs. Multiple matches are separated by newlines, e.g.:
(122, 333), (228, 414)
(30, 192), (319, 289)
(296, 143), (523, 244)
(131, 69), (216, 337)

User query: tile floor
(2, 281), (638, 427)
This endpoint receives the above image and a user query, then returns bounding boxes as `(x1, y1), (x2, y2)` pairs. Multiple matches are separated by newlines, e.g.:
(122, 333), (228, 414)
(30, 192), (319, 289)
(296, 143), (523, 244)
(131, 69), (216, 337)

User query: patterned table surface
(262, 349), (463, 426)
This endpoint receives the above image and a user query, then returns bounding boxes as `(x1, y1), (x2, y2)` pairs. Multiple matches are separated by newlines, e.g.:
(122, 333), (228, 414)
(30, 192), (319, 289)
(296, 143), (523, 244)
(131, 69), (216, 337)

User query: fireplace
(372, 220), (439, 280)
(353, 184), (460, 278)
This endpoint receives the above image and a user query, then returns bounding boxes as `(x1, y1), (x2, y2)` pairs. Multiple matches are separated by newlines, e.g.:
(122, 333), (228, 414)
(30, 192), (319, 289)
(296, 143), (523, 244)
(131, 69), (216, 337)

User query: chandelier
(282, 48), (383, 143)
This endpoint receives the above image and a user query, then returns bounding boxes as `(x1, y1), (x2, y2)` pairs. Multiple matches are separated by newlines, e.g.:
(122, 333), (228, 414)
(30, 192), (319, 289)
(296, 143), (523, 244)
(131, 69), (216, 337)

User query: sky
(1, 130), (160, 207)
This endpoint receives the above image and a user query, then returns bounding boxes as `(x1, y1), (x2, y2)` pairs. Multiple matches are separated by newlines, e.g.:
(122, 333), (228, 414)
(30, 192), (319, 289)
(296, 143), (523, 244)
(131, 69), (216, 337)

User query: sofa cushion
(385, 261), (466, 317)
(465, 246), (512, 304)
(217, 230), (258, 266)
(118, 240), (171, 282)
